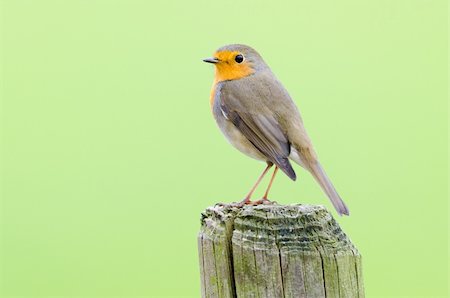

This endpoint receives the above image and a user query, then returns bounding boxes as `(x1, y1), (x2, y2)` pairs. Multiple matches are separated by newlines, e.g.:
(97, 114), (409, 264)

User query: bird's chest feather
(210, 81), (265, 161)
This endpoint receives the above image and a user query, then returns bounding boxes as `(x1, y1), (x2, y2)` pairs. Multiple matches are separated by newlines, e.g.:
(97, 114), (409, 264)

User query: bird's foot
(238, 198), (277, 206)
(216, 198), (252, 208)
(249, 198), (276, 206)
(215, 198), (277, 208)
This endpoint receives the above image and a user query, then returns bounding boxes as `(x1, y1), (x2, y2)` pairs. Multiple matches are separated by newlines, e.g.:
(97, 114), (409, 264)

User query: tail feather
(308, 162), (349, 216)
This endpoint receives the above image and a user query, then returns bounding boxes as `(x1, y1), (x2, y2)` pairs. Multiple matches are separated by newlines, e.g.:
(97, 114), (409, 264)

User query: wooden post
(198, 204), (364, 298)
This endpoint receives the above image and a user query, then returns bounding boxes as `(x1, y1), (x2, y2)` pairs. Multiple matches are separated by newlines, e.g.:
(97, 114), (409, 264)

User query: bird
(203, 44), (349, 216)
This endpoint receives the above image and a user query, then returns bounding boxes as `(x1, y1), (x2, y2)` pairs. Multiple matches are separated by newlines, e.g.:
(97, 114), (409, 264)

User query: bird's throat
(214, 63), (255, 82)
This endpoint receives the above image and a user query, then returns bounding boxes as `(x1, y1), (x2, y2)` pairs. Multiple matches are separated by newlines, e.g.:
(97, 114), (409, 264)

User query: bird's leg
(252, 166), (279, 205)
(239, 163), (273, 205)
(262, 166), (279, 200)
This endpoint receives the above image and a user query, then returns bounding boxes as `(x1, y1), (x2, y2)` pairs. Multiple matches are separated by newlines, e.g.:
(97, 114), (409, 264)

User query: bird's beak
(203, 57), (220, 64)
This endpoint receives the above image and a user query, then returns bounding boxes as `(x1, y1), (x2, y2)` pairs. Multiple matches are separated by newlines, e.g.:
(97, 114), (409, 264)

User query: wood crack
(198, 204), (364, 297)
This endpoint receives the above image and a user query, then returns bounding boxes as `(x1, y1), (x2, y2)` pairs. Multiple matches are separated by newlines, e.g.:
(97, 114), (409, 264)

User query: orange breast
(209, 79), (218, 109)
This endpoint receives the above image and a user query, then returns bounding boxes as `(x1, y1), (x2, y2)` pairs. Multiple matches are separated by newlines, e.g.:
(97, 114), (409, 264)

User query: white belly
(215, 115), (266, 161)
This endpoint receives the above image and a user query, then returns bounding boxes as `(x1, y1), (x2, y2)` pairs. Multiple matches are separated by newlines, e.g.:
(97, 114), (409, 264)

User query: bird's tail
(307, 161), (349, 216)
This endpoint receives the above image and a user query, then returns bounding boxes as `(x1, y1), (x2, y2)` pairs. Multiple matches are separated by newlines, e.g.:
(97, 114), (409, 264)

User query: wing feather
(219, 80), (296, 180)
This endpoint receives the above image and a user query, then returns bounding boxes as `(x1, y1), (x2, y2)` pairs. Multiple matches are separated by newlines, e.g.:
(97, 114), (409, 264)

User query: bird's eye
(235, 54), (244, 63)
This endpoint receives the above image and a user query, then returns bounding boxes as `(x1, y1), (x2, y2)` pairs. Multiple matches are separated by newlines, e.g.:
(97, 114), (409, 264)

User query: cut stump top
(200, 203), (357, 254)
(198, 203), (364, 298)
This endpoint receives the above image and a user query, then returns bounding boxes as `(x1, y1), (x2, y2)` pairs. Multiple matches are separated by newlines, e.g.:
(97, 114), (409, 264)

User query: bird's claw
(247, 198), (276, 206)
(215, 198), (277, 209)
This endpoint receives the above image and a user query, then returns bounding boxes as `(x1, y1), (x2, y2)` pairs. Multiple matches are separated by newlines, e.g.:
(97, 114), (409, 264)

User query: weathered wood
(198, 203), (364, 298)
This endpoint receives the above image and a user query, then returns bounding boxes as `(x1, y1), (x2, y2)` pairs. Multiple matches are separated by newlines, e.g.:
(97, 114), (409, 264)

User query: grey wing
(219, 90), (296, 181)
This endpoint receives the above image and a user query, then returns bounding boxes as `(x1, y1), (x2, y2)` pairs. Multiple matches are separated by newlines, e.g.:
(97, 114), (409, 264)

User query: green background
(1, 0), (447, 297)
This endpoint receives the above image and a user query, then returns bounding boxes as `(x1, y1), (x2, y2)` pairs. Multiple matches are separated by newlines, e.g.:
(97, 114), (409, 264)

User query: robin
(203, 44), (349, 216)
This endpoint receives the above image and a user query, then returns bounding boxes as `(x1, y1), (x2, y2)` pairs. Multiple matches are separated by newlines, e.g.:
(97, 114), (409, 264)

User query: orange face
(212, 50), (255, 82)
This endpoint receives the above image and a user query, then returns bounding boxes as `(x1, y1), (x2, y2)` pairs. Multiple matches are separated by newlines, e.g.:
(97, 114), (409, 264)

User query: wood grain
(198, 204), (364, 298)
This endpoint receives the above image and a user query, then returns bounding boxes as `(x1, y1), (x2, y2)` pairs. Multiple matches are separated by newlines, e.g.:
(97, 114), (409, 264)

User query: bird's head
(203, 44), (268, 82)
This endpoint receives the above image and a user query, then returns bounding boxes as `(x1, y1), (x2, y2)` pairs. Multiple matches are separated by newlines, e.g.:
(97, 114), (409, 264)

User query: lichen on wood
(198, 203), (364, 298)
